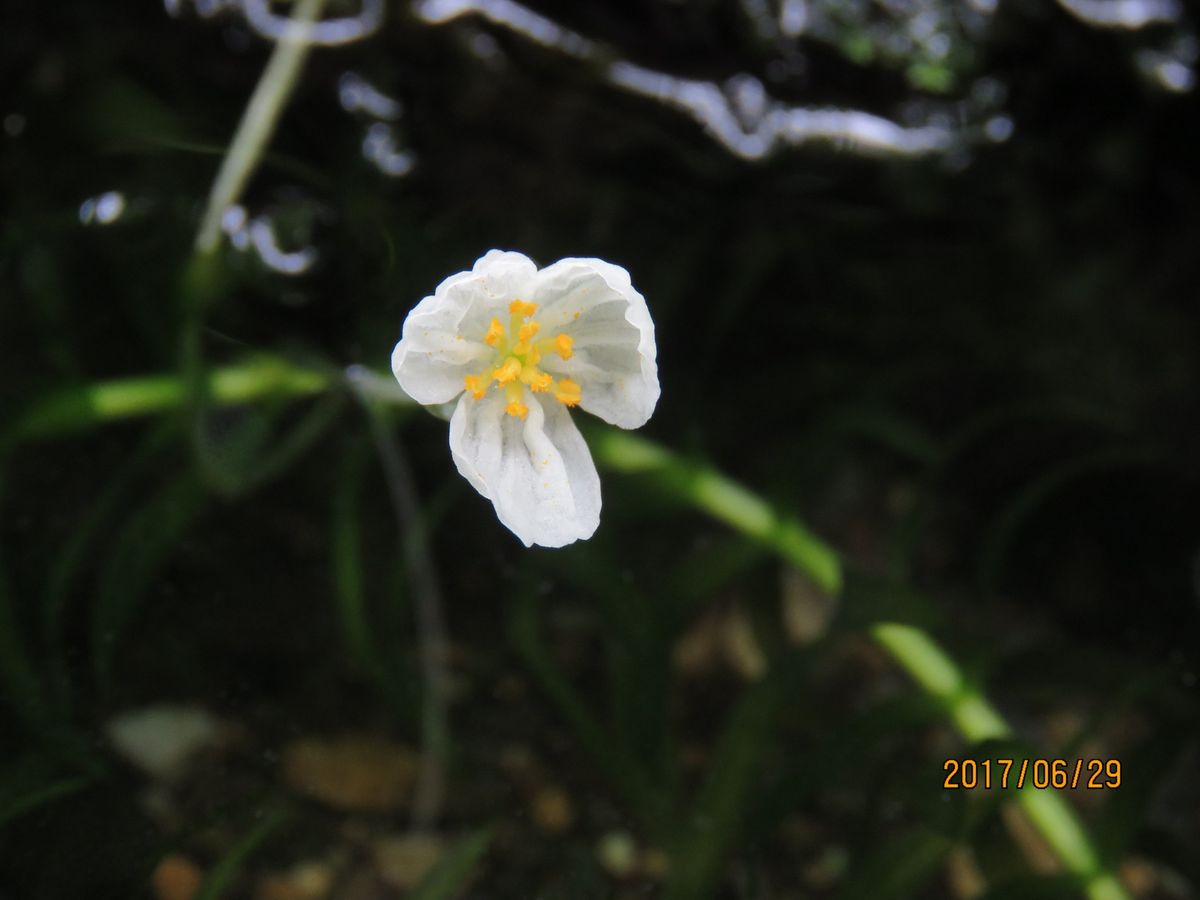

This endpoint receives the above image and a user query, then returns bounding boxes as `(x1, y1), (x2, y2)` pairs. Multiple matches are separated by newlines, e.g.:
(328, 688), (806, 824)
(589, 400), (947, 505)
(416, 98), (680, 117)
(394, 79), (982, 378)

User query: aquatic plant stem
(6, 360), (1128, 899)
(194, 0), (329, 254)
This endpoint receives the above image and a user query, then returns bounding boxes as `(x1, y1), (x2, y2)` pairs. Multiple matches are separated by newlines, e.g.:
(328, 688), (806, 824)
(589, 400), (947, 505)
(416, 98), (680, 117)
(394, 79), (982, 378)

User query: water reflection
(415, 0), (964, 159)
(338, 72), (403, 120)
(165, 0), (383, 45)
(221, 204), (318, 275)
(779, 0), (809, 37)
(362, 123), (415, 177)
(337, 72), (416, 177)
(984, 114), (1014, 142)
(79, 191), (126, 225)
(610, 63), (952, 158)
(1135, 35), (1198, 92)
(416, 0), (595, 58)
(1055, 0), (1181, 28)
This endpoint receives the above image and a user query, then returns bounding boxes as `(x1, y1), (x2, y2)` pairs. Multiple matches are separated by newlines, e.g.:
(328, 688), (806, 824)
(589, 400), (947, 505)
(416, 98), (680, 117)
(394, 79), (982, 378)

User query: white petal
(391, 250), (538, 404)
(470, 249), (539, 299)
(531, 258), (659, 429)
(448, 391), (601, 548)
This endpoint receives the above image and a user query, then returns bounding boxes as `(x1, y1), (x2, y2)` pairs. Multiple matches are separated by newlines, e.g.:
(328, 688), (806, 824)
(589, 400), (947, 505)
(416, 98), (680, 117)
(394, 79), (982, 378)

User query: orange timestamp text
(943, 758), (1121, 790)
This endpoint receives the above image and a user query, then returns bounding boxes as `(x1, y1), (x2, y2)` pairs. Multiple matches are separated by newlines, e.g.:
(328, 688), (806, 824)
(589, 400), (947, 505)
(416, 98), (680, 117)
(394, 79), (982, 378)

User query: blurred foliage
(1, 0), (1199, 898)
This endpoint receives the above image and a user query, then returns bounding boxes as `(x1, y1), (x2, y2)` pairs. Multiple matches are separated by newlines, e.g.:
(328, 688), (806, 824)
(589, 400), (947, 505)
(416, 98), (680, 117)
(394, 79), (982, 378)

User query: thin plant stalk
(194, 0), (330, 254)
(355, 393), (450, 833)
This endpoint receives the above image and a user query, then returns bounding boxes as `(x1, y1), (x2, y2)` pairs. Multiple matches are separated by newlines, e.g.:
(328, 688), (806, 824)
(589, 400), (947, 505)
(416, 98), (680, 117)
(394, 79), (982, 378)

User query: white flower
(391, 250), (660, 548)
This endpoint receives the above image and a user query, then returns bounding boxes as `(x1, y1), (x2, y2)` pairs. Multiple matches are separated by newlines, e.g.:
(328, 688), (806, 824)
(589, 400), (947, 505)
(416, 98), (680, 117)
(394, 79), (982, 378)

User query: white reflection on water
(416, 0), (596, 58)
(221, 204), (318, 275)
(339, 72), (403, 120)
(611, 63), (952, 158)
(779, 0), (809, 38)
(1135, 35), (1198, 92)
(242, 0), (383, 45)
(362, 122), (416, 176)
(1137, 49), (1196, 92)
(984, 114), (1014, 142)
(336, 71), (417, 177)
(164, 0), (382, 45)
(1054, 0), (1180, 28)
(79, 191), (126, 225)
(415, 0), (958, 159)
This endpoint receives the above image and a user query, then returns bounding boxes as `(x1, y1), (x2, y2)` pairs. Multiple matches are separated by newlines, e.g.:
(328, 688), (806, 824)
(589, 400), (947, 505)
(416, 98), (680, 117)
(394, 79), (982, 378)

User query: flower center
(462, 300), (581, 420)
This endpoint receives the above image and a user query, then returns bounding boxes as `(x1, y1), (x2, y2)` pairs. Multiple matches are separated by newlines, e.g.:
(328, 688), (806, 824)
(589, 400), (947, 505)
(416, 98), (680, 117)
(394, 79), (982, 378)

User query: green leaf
(194, 390), (345, 497)
(195, 805), (290, 900)
(509, 582), (669, 834)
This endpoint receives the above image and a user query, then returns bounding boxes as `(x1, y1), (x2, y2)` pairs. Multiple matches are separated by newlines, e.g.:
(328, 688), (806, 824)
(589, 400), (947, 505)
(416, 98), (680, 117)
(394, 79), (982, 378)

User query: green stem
(193, 0), (329, 254)
(871, 624), (1125, 899)
(7, 356), (328, 444)
(4, 358), (1128, 900)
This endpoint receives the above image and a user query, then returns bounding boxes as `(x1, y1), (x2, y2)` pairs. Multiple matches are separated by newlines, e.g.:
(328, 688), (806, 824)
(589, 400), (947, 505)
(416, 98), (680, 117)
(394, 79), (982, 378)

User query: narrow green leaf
(331, 437), (380, 676)
(509, 584), (668, 834)
(194, 805), (289, 900)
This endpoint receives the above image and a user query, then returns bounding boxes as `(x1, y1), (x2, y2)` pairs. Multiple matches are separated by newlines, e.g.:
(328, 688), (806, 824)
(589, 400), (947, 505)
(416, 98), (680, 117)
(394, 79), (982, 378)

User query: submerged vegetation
(1, 0), (1198, 898)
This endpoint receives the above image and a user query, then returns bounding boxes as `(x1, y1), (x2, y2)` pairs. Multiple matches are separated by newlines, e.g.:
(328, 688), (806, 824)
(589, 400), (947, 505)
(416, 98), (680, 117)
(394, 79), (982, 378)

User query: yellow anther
(505, 401), (530, 420)
(553, 377), (581, 407)
(554, 334), (574, 360)
(484, 318), (505, 347)
(523, 369), (553, 392)
(463, 374), (486, 400)
(493, 357), (522, 384)
(518, 321), (540, 343)
(509, 300), (538, 317)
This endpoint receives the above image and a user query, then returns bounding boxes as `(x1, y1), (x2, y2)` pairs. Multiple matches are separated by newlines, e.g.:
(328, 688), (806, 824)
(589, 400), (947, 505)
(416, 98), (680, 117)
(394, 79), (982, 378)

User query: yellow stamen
(463, 374), (485, 400)
(493, 357), (522, 384)
(484, 318), (504, 347)
(554, 377), (581, 407)
(459, 304), (583, 412)
(523, 369), (553, 392)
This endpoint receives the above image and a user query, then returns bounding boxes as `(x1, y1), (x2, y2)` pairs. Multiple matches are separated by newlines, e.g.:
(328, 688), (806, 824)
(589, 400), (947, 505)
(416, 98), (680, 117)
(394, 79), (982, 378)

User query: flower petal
(392, 250), (538, 404)
(448, 391), (601, 548)
(531, 258), (659, 429)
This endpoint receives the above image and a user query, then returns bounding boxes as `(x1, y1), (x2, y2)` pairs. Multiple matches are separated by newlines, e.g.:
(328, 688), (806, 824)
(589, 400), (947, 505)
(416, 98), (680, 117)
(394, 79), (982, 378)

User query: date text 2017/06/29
(942, 758), (1121, 790)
